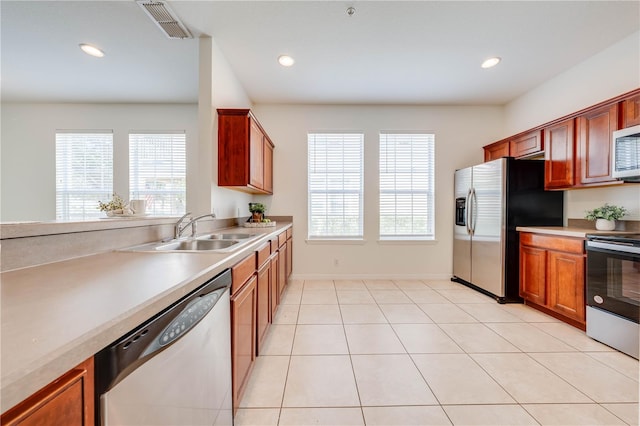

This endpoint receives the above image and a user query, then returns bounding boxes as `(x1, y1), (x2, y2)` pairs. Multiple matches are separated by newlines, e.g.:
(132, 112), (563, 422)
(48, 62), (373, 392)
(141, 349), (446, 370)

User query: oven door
(586, 240), (640, 323)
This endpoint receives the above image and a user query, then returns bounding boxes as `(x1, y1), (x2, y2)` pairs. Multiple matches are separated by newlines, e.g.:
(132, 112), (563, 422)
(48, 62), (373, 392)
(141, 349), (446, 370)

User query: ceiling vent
(136, 1), (193, 39)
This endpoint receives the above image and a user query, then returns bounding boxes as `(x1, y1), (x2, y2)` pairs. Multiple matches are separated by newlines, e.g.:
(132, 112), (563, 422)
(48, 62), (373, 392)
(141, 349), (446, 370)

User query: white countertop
(516, 226), (633, 238)
(0, 223), (290, 414)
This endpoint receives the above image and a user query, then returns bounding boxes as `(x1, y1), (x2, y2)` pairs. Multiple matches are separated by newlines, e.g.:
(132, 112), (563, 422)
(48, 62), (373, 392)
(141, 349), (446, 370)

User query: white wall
(503, 30), (640, 223)
(197, 36), (255, 219)
(252, 104), (504, 279)
(1, 103), (198, 222)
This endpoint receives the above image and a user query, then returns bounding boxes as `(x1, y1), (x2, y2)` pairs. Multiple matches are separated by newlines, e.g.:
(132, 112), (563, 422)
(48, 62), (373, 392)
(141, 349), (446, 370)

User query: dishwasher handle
(94, 269), (231, 394)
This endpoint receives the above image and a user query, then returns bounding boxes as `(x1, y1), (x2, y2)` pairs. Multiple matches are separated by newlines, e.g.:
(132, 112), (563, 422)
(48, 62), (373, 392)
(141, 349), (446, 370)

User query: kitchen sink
(121, 231), (264, 253)
(155, 239), (238, 251)
(199, 233), (258, 240)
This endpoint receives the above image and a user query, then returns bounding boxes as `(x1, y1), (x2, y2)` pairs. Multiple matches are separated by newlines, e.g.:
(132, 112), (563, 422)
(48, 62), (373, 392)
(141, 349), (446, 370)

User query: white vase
(595, 218), (615, 231)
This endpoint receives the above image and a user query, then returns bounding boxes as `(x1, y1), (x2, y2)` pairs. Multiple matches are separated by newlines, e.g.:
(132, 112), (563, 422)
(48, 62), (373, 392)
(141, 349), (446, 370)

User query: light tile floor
(236, 279), (640, 426)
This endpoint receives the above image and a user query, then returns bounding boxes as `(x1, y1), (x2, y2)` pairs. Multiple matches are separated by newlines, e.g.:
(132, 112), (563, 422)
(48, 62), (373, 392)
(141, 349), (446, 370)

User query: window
(379, 132), (435, 239)
(129, 132), (186, 216)
(308, 133), (364, 239)
(56, 132), (113, 221)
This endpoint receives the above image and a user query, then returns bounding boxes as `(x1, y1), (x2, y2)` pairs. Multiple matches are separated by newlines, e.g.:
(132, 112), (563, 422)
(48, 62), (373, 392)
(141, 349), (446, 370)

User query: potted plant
(98, 193), (130, 216)
(585, 203), (627, 231)
(248, 202), (266, 222)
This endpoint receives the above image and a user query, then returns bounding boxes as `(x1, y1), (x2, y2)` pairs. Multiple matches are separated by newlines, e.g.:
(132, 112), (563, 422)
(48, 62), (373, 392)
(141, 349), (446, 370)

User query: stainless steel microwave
(612, 124), (640, 182)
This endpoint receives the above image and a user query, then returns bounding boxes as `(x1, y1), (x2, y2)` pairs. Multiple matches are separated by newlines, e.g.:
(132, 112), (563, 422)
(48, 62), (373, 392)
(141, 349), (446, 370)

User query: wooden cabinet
(544, 118), (575, 189)
(510, 130), (543, 158)
(217, 109), (275, 195)
(547, 250), (585, 324)
(255, 242), (271, 355)
(277, 240), (287, 300)
(483, 140), (510, 162)
(230, 254), (257, 412)
(622, 93), (640, 128)
(576, 104), (619, 185)
(286, 230), (293, 279)
(519, 232), (586, 329)
(270, 250), (280, 313)
(1, 357), (94, 426)
(519, 245), (547, 305)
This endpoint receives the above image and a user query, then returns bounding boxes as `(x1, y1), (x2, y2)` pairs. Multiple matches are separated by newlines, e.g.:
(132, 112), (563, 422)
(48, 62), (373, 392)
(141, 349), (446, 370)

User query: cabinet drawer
(520, 233), (584, 254)
(286, 228), (292, 239)
(277, 231), (287, 248)
(256, 242), (271, 268)
(232, 253), (257, 295)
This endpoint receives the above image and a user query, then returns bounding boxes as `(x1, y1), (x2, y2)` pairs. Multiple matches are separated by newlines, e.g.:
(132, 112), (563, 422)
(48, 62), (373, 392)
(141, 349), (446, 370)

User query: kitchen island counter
(0, 222), (291, 414)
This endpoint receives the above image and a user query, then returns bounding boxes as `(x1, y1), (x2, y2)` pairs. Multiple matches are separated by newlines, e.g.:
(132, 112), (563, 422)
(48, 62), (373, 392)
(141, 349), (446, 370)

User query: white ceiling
(2, 1), (639, 105)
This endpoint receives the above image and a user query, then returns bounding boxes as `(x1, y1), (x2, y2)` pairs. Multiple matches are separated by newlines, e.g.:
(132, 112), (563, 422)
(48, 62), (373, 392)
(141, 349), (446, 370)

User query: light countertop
(516, 226), (634, 238)
(0, 223), (290, 414)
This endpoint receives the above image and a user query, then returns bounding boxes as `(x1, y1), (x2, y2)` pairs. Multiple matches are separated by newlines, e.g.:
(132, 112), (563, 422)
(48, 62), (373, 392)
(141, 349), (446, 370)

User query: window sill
(377, 239), (438, 245)
(306, 239), (366, 245)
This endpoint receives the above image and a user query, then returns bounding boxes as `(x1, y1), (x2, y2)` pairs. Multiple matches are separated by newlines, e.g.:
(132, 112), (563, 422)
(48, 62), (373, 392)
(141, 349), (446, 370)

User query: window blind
(308, 133), (364, 238)
(379, 133), (435, 239)
(129, 132), (186, 216)
(55, 132), (113, 221)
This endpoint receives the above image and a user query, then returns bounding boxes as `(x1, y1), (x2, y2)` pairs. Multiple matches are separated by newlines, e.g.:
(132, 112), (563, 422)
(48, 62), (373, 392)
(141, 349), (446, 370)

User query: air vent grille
(137, 1), (192, 39)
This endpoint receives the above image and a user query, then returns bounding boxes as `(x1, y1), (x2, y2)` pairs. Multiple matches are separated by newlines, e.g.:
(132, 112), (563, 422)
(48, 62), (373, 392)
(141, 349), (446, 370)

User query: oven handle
(587, 240), (640, 255)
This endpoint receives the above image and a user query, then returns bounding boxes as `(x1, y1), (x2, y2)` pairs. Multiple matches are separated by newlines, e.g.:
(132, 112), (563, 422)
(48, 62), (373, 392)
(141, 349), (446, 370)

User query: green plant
(248, 203), (266, 214)
(584, 204), (627, 221)
(98, 193), (126, 212)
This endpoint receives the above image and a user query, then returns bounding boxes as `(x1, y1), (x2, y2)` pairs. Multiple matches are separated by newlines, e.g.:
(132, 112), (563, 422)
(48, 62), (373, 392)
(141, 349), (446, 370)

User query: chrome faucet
(174, 212), (216, 239)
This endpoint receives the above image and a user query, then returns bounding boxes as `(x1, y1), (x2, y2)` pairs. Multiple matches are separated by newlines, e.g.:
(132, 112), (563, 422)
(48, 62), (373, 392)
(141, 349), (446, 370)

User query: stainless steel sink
(199, 233), (258, 240)
(155, 239), (238, 251)
(121, 231), (264, 253)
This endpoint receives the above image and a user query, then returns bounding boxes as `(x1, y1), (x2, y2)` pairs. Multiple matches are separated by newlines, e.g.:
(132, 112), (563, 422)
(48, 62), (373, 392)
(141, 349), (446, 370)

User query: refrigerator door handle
(470, 188), (478, 235)
(465, 189), (472, 235)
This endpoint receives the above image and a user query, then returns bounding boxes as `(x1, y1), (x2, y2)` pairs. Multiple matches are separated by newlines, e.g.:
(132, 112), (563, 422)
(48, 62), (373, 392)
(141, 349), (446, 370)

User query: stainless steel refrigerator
(452, 157), (563, 302)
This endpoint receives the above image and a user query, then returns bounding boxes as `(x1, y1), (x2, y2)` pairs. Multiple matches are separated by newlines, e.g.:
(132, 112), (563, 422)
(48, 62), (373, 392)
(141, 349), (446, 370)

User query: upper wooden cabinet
(483, 140), (510, 162)
(622, 93), (640, 128)
(576, 104), (619, 185)
(510, 130), (543, 158)
(218, 109), (275, 195)
(544, 118), (575, 190)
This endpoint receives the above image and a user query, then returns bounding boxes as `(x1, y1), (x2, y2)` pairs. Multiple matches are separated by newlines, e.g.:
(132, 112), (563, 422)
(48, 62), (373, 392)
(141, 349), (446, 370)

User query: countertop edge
(516, 226), (632, 238)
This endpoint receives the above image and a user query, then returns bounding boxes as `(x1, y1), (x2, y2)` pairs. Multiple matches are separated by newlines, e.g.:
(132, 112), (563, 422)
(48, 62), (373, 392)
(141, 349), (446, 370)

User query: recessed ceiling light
(278, 55), (295, 67)
(481, 57), (501, 69)
(79, 43), (105, 58)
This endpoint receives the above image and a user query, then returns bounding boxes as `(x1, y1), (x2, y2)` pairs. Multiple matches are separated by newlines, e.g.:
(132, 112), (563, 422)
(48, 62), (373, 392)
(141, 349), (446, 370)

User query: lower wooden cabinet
(256, 259), (271, 355)
(277, 242), (287, 300)
(1, 357), (94, 426)
(270, 251), (279, 315)
(230, 274), (257, 412)
(519, 232), (586, 329)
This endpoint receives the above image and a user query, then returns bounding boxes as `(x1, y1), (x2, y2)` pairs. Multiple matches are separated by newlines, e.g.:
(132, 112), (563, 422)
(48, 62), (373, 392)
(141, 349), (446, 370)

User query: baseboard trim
(290, 273), (453, 281)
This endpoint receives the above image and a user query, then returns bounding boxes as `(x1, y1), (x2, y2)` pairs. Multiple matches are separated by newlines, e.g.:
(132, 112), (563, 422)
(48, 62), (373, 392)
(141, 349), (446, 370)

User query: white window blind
(379, 133), (435, 239)
(308, 133), (364, 239)
(56, 132), (113, 221)
(129, 132), (186, 216)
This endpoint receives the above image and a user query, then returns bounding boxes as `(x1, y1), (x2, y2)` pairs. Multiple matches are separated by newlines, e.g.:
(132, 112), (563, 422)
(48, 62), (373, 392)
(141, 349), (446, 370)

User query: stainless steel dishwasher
(95, 269), (232, 426)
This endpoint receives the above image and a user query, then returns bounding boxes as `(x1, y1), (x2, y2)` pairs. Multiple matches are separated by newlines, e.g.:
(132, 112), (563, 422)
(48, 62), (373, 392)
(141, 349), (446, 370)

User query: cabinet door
(249, 120), (264, 189)
(547, 251), (585, 324)
(1, 358), (94, 426)
(519, 245), (547, 305)
(286, 237), (293, 279)
(510, 130), (543, 158)
(622, 94), (640, 128)
(277, 244), (287, 299)
(483, 141), (510, 162)
(577, 104), (618, 185)
(263, 140), (274, 194)
(544, 119), (575, 189)
(256, 263), (270, 355)
(231, 275), (257, 411)
(270, 253), (279, 314)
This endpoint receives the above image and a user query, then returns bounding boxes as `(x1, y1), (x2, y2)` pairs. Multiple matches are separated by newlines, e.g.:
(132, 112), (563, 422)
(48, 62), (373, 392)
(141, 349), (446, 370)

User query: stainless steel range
(586, 234), (640, 359)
